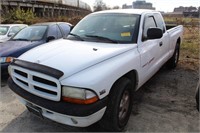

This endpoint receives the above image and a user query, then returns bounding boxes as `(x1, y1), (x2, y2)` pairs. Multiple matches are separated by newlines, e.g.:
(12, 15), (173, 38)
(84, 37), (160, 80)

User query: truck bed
(166, 24), (178, 30)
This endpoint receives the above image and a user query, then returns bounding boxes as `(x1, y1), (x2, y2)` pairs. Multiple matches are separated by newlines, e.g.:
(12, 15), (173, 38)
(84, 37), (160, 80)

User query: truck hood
(19, 39), (136, 79)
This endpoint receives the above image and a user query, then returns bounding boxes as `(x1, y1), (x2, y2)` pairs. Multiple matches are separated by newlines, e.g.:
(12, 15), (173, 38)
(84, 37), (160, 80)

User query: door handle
(159, 42), (163, 47)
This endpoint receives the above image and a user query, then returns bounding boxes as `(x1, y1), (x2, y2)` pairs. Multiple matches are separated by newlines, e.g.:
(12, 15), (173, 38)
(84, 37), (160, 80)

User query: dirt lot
(0, 55), (199, 132)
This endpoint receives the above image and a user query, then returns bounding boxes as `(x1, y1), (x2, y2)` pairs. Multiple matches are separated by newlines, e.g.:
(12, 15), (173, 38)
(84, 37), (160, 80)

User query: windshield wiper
(68, 33), (84, 41)
(85, 35), (118, 44)
(12, 38), (30, 41)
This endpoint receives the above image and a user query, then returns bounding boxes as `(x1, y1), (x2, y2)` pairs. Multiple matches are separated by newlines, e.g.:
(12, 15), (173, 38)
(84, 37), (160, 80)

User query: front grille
(15, 69), (27, 77)
(10, 65), (61, 101)
(33, 76), (57, 87)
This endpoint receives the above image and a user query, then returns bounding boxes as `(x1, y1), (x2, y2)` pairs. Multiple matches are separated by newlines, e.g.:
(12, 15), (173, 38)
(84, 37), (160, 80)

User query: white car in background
(0, 24), (27, 43)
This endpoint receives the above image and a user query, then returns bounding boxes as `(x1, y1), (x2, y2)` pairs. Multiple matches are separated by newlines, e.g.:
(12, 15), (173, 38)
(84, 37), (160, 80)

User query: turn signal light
(62, 96), (98, 104)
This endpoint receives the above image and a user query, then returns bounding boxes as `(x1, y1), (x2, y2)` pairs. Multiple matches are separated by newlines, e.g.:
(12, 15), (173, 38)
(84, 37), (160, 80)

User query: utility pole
(77, 0), (79, 8)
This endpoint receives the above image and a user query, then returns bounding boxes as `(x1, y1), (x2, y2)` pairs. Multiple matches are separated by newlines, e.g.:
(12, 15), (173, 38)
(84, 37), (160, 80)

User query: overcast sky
(82, 0), (200, 12)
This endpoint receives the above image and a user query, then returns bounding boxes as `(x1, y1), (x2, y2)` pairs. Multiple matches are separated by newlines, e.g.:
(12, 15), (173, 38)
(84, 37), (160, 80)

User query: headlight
(0, 57), (14, 63)
(62, 86), (99, 104)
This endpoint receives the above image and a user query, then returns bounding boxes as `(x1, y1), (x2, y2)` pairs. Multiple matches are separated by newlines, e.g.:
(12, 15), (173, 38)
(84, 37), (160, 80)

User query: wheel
(99, 77), (134, 131)
(166, 42), (180, 69)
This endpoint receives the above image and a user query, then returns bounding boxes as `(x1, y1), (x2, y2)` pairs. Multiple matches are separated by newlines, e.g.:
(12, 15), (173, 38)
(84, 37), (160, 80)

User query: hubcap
(119, 90), (130, 122)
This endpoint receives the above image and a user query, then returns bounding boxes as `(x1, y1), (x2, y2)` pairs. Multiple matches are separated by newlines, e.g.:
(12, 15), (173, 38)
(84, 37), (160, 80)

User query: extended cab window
(154, 13), (166, 33)
(142, 15), (157, 41)
(48, 25), (62, 39)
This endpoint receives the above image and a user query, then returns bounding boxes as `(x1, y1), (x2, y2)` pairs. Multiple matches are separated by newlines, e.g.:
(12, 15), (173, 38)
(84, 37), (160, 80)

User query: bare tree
(93, 0), (107, 12)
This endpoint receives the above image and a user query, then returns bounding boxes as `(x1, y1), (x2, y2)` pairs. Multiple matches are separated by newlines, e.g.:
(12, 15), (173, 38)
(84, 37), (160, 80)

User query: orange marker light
(62, 96), (98, 104)
(6, 57), (13, 63)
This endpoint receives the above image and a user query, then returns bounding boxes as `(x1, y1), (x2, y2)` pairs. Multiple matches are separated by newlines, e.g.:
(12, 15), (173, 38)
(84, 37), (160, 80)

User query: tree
(93, 0), (107, 12)
(113, 6), (120, 9)
(2, 7), (35, 24)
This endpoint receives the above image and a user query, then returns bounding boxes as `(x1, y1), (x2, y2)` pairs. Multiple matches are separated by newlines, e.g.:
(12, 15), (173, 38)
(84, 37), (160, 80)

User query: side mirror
(47, 36), (56, 42)
(147, 28), (163, 39)
(8, 32), (15, 37)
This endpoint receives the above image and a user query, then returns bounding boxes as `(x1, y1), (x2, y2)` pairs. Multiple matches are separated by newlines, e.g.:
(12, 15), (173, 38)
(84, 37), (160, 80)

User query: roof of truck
(92, 9), (157, 15)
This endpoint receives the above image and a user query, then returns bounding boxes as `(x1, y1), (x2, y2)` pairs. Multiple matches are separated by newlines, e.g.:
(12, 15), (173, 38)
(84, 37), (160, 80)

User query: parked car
(8, 9), (183, 131)
(0, 22), (72, 76)
(0, 24), (27, 43)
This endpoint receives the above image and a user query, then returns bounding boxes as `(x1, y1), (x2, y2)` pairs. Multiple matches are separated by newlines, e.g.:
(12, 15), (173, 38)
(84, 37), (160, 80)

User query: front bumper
(8, 78), (108, 127)
(17, 95), (106, 127)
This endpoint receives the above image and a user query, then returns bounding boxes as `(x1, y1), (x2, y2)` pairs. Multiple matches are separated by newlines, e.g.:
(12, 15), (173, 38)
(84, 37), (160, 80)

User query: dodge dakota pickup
(8, 9), (183, 131)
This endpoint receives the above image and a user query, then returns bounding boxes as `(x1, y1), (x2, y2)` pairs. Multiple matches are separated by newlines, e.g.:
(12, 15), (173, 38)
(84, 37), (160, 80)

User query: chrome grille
(10, 65), (61, 101)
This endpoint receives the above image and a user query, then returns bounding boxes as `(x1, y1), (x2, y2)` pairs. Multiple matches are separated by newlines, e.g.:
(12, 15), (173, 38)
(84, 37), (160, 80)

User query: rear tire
(99, 77), (134, 131)
(166, 42), (180, 69)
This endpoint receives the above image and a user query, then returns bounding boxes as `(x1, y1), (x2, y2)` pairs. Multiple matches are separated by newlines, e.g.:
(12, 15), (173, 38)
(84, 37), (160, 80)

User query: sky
(81, 0), (200, 12)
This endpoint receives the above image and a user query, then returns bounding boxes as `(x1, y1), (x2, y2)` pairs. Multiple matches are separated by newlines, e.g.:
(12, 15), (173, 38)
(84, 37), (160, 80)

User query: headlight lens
(0, 57), (14, 63)
(62, 86), (98, 104)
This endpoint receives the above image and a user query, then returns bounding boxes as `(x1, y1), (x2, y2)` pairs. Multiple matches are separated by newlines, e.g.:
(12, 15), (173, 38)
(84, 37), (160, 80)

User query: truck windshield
(12, 26), (47, 41)
(0, 26), (9, 35)
(67, 13), (140, 43)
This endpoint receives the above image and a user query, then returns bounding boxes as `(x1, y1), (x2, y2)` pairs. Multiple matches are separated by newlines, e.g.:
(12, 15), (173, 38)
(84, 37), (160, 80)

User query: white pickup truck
(8, 9), (183, 131)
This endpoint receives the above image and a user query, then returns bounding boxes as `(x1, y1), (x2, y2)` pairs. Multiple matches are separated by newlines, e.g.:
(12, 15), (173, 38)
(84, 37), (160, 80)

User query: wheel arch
(108, 70), (139, 95)
(177, 37), (181, 45)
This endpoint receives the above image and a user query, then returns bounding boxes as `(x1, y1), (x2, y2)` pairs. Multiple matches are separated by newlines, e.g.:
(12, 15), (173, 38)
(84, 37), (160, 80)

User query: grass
(164, 16), (199, 71)
(164, 16), (200, 26)
(164, 16), (199, 59)
(181, 27), (199, 59)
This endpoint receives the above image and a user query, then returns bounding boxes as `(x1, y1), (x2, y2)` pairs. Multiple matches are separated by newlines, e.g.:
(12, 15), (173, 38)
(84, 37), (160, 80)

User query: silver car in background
(0, 24), (28, 43)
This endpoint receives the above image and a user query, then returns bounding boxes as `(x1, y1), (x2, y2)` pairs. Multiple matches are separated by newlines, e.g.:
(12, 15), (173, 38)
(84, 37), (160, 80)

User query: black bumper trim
(11, 59), (64, 79)
(8, 78), (108, 117)
(1, 63), (9, 76)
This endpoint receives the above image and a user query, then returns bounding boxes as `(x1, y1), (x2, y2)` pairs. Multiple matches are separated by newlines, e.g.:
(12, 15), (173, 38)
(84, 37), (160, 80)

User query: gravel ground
(0, 58), (199, 132)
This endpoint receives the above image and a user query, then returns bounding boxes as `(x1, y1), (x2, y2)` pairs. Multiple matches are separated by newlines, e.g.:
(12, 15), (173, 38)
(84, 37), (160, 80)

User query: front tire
(166, 42), (180, 69)
(99, 77), (134, 131)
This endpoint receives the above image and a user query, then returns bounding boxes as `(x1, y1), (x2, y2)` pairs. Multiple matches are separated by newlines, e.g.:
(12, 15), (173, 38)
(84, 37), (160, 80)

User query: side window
(154, 13), (166, 33)
(143, 16), (157, 41)
(58, 23), (71, 36)
(9, 26), (20, 34)
(47, 25), (62, 39)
